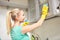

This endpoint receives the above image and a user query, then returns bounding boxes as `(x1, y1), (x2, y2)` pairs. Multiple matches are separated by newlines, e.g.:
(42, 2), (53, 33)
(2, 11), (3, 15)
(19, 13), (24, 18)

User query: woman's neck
(14, 21), (21, 26)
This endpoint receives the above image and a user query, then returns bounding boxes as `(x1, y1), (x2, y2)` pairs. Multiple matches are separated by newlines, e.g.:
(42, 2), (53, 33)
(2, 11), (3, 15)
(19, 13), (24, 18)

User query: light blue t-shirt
(10, 26), (30, 40)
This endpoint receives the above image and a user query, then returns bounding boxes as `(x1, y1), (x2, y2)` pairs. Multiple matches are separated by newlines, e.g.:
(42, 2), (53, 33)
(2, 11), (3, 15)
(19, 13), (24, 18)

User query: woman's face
(17, 10), (25, 22)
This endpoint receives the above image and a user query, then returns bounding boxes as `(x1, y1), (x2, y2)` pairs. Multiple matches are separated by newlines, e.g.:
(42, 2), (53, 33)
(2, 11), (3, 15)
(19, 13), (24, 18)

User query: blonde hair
(6, 8), (20, 35)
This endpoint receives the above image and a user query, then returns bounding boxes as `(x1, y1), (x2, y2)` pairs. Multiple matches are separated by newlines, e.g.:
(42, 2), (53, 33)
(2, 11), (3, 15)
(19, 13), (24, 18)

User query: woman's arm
(22, 4), (48, 34)
(22, 17), (44, 34)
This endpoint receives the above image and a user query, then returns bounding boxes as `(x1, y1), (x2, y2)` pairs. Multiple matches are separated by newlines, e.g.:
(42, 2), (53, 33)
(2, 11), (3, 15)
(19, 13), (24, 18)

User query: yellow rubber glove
(21, 22), (29, 26)
(21, 19), (29, 27)
(41, 3), (48, 19)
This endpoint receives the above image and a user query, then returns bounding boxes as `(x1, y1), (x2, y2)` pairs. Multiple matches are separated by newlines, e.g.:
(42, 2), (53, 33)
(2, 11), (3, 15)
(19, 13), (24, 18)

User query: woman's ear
(15, 16), (19, 21)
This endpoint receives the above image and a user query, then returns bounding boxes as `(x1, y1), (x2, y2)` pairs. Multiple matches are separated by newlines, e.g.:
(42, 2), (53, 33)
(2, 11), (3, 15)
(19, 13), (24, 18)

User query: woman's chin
(20, 19), (24, 22)
(20, 20), (24, 22)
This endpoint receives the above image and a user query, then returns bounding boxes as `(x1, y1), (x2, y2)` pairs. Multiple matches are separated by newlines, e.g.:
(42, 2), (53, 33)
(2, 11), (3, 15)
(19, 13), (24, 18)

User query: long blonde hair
(6, 8), (20, 35)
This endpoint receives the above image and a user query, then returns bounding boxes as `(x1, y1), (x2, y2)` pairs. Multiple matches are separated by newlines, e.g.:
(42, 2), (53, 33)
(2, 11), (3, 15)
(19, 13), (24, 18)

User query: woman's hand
(41, 3), (48, 19)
